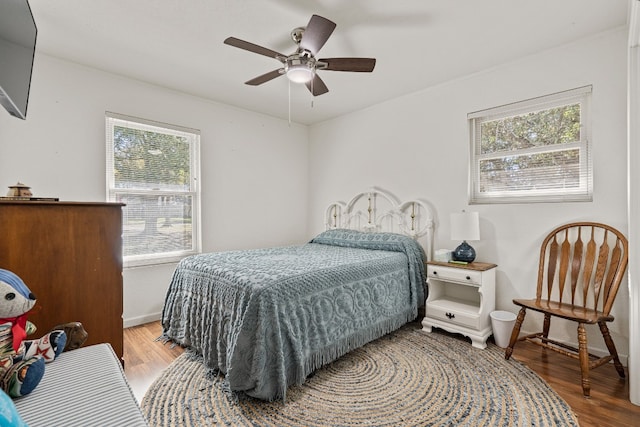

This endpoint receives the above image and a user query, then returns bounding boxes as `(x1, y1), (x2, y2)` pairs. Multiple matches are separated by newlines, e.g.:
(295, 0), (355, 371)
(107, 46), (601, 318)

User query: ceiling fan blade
(320, 58), (376, 72)
(299, 15), (336, 56)
(245, 69), (284, 86)
(305, 74), (329, 96)
(224, 37), (285, 60)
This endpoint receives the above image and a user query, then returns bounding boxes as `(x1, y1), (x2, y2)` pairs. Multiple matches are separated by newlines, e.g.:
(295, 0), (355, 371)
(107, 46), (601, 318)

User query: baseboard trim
(124, 312), (162, 328)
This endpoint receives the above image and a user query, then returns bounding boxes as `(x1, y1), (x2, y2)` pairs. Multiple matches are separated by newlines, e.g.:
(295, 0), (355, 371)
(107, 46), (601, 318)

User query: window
(468, 86), (592, 204)
(106, 112), (201, 267)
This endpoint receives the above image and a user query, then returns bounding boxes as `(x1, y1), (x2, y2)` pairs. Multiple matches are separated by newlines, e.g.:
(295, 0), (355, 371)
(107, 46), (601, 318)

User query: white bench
(13, 344), (148, 427)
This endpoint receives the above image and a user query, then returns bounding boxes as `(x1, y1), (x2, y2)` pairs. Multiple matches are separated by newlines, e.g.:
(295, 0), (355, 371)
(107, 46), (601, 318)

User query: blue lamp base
(453, 240), (476, 263)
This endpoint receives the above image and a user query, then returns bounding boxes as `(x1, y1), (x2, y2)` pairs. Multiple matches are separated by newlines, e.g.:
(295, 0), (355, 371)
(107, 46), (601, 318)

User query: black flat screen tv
(0, 0), (37, 120)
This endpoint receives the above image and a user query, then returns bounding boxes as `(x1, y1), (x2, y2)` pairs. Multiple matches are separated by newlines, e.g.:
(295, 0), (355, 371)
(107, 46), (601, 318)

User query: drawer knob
(466, 276), (471, 280)
(433, 271), (438, 275)
(446, 312), (455, 319)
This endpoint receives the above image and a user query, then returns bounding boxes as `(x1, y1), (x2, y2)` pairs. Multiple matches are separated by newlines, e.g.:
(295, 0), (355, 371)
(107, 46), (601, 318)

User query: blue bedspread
(161, 229), (426, 401)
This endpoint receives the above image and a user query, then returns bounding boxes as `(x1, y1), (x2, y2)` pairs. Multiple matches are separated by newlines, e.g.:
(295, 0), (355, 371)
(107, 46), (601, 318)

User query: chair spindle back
(536, 222), (628, 315)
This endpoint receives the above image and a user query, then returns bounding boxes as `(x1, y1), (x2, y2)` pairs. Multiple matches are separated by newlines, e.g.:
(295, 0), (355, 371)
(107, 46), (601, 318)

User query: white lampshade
(450, 211), (480, 241)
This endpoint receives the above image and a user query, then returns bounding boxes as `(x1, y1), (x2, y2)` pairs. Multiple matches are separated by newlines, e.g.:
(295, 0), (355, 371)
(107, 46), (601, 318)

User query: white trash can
(490, 310), (517, 348)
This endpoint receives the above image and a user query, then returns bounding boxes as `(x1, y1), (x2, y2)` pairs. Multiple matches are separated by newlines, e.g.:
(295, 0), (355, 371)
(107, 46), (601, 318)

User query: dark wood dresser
(0, 201), (124, 360)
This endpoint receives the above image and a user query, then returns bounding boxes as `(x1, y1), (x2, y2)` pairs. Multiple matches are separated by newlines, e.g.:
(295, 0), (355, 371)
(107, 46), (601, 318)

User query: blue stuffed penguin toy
(0, 269), (66, 398)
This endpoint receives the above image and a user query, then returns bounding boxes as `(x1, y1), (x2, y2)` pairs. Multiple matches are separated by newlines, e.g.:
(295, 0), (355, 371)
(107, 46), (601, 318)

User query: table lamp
(450, 211), (480, 263)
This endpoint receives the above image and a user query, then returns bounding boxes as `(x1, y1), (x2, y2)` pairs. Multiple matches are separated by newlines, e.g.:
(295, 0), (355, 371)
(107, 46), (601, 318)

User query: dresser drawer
(427, 265), (482, 286)
(427, 298), (480, 329)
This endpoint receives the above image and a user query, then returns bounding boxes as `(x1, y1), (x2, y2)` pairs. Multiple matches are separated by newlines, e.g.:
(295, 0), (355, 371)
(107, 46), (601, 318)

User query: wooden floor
(123, 321), (184, 402)
(124, 321), (640, 426)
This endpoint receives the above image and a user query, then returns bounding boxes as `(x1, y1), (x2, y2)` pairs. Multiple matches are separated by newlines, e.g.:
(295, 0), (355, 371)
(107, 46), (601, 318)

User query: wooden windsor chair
(504, 222), (628, 397)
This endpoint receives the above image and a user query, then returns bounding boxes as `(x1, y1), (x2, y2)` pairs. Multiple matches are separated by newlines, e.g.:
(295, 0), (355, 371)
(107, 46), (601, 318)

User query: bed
(160, 188), (434, 401)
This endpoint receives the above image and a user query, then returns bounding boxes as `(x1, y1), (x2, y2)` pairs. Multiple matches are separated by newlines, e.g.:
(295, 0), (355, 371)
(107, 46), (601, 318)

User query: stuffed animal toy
(52, 322), (88, 351)
(0, 269), (66, 398)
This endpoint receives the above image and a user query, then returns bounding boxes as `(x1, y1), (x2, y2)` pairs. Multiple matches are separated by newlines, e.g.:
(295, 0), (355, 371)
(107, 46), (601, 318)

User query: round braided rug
(141, 325), (579, 427)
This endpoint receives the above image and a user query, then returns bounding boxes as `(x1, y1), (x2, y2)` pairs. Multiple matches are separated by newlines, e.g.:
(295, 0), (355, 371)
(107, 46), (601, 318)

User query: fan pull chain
(288, 79), (291, 126)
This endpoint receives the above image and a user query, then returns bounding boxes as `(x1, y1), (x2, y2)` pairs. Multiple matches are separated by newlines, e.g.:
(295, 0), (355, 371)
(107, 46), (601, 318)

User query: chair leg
(599, 321), (626, 378)
(542, 313), (551, 343)
(577, 322), (591, 398)
(505, 307), (526, 360)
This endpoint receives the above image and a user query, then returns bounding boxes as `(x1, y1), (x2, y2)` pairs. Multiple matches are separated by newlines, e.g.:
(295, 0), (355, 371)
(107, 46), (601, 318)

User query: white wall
(308, 28), (630, 360)
(0, 54), (309, 327)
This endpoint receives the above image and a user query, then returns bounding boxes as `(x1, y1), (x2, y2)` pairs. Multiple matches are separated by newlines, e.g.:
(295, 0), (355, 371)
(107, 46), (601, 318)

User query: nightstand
(421, 261), (497, 349)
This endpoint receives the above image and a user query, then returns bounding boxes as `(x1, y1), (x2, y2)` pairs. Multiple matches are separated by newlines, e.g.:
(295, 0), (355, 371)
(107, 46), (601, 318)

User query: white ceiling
(28, 0), (629, 125)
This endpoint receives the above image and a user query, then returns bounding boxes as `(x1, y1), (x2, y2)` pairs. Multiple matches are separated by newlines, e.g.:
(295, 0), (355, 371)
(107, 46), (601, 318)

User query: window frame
(105, 112), (201, 268)
(467, 86), (593, 204)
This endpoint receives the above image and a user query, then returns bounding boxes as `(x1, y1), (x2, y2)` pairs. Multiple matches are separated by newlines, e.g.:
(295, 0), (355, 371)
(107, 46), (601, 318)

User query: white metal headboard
(324, 187), (435, 260)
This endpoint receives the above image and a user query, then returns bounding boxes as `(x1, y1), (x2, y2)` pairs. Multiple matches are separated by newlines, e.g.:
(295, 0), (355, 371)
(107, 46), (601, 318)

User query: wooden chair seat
(512, 298), (614, 324)
(505, 222), (628, 398)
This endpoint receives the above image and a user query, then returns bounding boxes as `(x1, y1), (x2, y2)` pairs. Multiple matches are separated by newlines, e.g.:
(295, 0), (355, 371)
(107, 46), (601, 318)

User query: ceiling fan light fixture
(286, 65), (314, 83)
(285, 54), (315, 83)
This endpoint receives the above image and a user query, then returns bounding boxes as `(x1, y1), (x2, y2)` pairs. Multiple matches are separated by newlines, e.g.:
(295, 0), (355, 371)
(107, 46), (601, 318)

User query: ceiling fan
(223, 14), (376, 96)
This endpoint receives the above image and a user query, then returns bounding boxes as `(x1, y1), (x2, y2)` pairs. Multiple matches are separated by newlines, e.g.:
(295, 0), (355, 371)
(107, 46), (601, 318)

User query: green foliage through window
(113, 126), (191, 190)
(480, 105), (580, 155)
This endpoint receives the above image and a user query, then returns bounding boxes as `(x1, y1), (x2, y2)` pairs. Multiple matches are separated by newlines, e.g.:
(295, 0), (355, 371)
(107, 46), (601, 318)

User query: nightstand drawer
(427, 265), (482, 285)
(427, 298), (480, 329)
